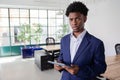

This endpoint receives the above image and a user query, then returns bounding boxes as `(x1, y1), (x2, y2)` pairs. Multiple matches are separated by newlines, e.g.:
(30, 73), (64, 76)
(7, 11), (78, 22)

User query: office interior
(0, 0), (120, 80)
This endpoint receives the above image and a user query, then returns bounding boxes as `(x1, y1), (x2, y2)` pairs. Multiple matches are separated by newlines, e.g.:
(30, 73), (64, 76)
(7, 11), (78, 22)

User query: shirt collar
(70, 29), (86, 41)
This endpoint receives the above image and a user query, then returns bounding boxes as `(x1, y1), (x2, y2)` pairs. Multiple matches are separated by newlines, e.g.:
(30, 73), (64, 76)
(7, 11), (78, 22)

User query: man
(54, 1), (107, 80)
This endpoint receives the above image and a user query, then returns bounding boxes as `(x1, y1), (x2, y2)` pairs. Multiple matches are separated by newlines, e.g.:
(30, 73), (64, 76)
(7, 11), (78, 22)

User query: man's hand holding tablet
(48, 61), (70, 67)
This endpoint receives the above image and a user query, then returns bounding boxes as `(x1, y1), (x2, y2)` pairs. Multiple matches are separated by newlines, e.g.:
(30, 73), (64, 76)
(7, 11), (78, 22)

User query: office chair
(46, 37), (60, 59)
(115, 44), (120, 55)
(46, 37), (55, 45)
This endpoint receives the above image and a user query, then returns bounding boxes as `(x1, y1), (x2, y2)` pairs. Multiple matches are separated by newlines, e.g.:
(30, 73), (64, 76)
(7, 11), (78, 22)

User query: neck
(73, 28), (84, 38)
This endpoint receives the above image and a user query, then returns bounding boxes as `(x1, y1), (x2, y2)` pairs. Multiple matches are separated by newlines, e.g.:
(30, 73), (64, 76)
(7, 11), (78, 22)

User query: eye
(69, 18), (73, 21)
(76, 17), (81, 21)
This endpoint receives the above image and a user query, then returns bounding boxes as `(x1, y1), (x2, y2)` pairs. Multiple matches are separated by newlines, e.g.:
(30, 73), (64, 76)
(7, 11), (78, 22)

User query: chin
(73, 30), (79, 32)
(73, 28), (84, 32)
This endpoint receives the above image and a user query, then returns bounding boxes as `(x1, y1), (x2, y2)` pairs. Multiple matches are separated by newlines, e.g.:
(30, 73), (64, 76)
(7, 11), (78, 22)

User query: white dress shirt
(70, 30), (86, 62)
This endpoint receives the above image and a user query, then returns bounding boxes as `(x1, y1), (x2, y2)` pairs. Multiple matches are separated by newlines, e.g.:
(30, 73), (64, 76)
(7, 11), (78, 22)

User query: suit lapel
(73, 32), (90, 63)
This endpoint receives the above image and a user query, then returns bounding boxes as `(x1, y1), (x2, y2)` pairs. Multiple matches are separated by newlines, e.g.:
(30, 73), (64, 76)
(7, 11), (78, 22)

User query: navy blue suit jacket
(58, 32), (107, 80)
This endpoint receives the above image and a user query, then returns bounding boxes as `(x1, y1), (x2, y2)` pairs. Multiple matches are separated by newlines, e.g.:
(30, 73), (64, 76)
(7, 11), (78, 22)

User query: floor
(0, 56), (61, 80)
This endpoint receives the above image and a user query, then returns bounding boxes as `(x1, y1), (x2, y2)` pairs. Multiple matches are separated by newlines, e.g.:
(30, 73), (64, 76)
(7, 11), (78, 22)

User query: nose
(72, 19), (77, 25)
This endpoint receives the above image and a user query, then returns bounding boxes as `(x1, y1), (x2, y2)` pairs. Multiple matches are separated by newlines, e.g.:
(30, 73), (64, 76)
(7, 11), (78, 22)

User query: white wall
(84, 0), (120, 56)
(68, 0), (120, 56)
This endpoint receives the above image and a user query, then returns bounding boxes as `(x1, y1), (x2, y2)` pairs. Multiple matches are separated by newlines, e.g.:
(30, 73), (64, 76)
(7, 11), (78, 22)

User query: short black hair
(65, 1), (89, 17)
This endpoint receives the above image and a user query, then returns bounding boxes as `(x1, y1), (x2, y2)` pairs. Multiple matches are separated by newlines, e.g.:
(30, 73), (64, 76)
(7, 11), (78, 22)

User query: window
(48, 10), (64, 42)
(0, 8), (65, 57)
(0, 8), (9, 46)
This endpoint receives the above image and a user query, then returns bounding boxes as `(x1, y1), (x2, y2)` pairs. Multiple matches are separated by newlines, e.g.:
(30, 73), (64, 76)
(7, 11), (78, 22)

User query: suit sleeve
(57, 39), (64, 62)
(76, 41), (107, 78)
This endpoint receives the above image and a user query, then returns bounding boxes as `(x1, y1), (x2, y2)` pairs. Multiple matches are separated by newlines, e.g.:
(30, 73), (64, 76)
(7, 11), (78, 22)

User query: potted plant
(17, 23), (43, 58)
(17, 23), (31, 48)
(32, 23), (43, 47)
(17, 23), (33, 58)
(57, 24), (69, 40)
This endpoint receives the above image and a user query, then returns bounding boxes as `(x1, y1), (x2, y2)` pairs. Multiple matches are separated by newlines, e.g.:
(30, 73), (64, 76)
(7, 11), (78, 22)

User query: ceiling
(0, 0), (70, 9)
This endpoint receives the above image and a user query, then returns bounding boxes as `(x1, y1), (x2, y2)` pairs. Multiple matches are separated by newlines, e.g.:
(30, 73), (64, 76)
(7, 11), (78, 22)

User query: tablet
(48, 61), (69, 67)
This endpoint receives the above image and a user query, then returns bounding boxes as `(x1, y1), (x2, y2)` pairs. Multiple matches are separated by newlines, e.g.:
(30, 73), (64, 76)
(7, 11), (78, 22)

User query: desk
(102, 55), (120, 80)
(34, 45), (60, 70)
(41, 44), (60, 51)
(34, 50), (54, 71)
(41, 44), (60, 58)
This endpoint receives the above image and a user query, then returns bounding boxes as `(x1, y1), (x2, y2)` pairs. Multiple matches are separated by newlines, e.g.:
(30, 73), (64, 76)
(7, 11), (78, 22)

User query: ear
(84, 16), (87, 22)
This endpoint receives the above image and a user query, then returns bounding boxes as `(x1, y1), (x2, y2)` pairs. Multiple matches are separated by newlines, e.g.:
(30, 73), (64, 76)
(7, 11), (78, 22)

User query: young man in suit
(54, 1), (107, 80)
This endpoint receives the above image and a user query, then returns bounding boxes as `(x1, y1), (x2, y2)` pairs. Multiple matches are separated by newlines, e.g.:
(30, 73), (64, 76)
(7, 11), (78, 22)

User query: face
(68, 12), (87, 33)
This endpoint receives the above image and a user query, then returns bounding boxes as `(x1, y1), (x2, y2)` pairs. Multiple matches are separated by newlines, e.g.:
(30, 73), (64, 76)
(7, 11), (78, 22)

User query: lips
(72, 26), (78, 29)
